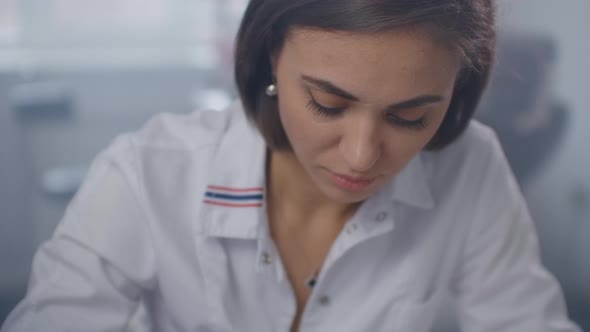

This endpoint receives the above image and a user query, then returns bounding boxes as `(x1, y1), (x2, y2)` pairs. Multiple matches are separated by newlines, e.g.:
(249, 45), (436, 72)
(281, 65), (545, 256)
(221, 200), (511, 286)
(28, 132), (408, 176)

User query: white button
(375, 212), (388, 222)
(318, 295), (331, 306)
(262, 252), (272, 265)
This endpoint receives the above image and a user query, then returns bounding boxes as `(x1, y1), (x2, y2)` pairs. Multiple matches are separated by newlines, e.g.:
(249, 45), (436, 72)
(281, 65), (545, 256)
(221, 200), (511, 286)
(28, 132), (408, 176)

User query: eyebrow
(301, 74), (445, 111)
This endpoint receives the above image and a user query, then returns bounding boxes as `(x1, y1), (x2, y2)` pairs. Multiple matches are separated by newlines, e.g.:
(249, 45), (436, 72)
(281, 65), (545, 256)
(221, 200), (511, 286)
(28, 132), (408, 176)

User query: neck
(266, 150), (358, 229)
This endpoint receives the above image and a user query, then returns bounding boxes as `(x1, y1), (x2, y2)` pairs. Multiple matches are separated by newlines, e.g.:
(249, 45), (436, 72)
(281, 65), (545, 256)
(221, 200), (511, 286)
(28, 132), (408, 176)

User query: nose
(339, 116), (381, 173)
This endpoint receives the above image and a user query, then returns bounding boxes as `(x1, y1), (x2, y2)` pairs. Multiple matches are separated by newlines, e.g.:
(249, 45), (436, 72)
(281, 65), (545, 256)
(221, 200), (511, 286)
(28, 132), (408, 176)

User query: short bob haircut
(235, 0), (496, 151)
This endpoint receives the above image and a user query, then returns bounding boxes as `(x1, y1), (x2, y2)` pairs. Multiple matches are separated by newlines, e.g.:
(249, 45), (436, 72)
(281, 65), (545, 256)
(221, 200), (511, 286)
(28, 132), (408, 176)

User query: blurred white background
(0, 0), (588, 330)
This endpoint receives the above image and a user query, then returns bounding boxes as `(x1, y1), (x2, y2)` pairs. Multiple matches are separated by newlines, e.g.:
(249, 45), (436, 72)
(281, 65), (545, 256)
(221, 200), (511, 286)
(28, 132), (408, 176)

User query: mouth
(325, 169), (376, 191)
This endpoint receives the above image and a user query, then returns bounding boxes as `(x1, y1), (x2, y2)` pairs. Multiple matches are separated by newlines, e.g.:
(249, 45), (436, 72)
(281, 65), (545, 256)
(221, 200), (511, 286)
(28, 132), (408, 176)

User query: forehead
(280, 27), (460, 99)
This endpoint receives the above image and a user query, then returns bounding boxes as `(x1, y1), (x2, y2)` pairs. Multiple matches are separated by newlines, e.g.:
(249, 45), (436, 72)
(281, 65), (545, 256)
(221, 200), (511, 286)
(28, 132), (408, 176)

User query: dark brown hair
(234, 0), (496, 150)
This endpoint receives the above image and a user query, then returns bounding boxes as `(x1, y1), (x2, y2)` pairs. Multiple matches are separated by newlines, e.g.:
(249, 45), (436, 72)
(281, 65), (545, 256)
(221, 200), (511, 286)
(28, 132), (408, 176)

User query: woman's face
(273, 27), (461, 204)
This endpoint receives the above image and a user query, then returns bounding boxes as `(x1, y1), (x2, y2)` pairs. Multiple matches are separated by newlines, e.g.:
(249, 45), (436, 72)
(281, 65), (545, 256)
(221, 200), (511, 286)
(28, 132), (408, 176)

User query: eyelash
(306, 97), (427, 130)
(305, 98), (345, 118)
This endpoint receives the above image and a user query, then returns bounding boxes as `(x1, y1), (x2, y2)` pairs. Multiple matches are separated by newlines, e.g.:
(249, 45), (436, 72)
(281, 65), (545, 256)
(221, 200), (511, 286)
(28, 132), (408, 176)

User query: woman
(2, 1), (581, 331)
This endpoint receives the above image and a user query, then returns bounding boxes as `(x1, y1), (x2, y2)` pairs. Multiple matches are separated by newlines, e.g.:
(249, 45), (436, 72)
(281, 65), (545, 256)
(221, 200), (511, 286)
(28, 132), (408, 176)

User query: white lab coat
(1, 101), (581, 332)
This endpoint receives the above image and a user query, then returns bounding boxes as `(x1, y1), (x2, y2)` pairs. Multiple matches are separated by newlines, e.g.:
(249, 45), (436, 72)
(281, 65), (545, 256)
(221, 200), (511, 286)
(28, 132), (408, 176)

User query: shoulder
(426, 119), (506, 176)
(423, 120), (519, 203)
(429, 120), (501, 168)
(128, 106), (233, 152)
(98, 102), (245, 170)
(89, 101), (250, 215)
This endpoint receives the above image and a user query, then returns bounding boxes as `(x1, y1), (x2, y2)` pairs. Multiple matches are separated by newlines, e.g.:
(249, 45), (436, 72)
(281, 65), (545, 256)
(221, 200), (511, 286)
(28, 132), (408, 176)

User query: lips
(326, 169), (376, 191)
(332, 172), (374, 184)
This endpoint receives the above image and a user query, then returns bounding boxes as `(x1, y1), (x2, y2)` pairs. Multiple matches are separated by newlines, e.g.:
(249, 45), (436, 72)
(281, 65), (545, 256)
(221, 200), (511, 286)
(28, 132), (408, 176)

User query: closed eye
(306, 97), (345, 118)
(385, 112), (427, 130)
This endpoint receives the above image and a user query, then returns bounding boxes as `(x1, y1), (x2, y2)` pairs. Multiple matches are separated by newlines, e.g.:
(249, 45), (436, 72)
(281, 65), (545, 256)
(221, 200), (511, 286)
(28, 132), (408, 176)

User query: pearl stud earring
(266, 84), (278, 97)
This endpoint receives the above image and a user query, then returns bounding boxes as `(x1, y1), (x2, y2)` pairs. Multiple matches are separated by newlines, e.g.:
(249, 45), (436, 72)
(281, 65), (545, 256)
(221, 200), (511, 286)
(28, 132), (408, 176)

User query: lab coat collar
(388, 153), (435, 210)
(351, 153), (435, 238)
(199, 102), (268, 240)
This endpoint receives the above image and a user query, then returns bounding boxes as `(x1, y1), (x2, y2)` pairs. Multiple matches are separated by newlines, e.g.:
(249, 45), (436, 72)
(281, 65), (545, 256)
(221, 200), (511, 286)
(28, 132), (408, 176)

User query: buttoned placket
(255, 217), (350, 331)
(295, 200), (397, 330)
(249, 182), (397, 331)
(256, 222), (301, 331)
(322, 201), (396, 276)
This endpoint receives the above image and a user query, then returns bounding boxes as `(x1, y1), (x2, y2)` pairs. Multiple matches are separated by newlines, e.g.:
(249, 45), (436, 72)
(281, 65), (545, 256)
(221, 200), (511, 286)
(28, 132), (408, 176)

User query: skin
(265, 27), (461, 331)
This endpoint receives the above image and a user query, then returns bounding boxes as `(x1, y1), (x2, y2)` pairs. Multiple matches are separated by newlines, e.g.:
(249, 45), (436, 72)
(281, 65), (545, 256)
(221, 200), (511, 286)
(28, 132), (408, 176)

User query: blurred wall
(500, 0), (590, 179)
(498, 0), (590, 326)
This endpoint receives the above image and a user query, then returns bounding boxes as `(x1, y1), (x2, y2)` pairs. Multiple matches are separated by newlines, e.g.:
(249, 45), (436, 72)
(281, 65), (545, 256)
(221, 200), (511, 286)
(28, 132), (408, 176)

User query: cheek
(280, 108), (338, 162)
(277, 76), (309, 140)
(278, 89), (337, 154)
(380, 127), (439, 174)
(278, 95), (305, 143)
(281, 113), (309, 151)
(278, 100), (316, 160)
(387, 104), (449, 161)
(380, 144), (415, 174)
